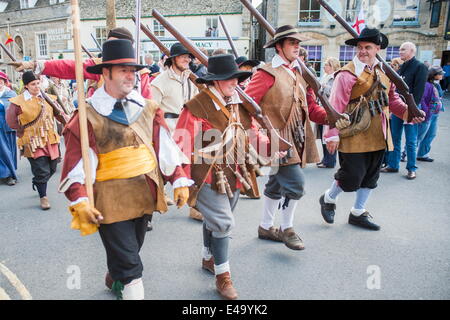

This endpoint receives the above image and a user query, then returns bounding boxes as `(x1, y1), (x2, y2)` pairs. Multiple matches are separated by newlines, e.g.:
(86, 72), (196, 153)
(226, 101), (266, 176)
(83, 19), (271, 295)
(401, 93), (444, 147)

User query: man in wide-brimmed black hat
(10, 27), (153, 99)
(319, 28), (424, 231)
(151, 42), (201, 218)
(234, 56), (260, 90)
(59, 39), (191, 300)
(174, 54), (276, 300)
(245, 25), (328, 251)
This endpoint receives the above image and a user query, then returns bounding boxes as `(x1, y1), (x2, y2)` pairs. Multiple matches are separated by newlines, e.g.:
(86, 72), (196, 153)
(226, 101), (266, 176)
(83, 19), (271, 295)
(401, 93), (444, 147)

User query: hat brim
(238, 59), (260, 68)
(195, 70), (252, 84)
(264, 33), (310, 48)
(86, 62), (147, 74)
(345, 33), (389, 49)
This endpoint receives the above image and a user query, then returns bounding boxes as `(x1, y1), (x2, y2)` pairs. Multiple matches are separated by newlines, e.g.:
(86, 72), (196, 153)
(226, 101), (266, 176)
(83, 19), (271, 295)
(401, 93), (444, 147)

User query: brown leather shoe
(40, 197), (51, 210)
(105, 272), (113, 289)
(406, 171), (416, 180)
(216, 272), (238, 300)
(380, 167), (399, 173)
(278, 228), (305, 250)
(189, 208), (203, 221)
(202, 257), (215, 274)
(258, 226), (283, 242)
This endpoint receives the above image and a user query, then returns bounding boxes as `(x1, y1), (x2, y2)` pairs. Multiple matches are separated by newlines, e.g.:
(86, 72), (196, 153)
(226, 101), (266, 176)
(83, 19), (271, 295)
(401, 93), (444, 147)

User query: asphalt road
(1, 97), (449, 300)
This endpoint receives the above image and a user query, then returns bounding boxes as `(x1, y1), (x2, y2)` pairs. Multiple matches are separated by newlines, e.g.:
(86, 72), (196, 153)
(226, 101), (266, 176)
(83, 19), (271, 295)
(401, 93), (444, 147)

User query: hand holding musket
(239, 0), (348, 129)
(151, 9), (292, 152)
(315, 0), (423, 123)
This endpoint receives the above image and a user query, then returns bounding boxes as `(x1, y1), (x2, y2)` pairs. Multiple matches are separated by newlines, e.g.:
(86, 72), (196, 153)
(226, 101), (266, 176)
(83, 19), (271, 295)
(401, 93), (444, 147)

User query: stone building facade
(0, 0), (251, 83)
(259, 0), (449, 77)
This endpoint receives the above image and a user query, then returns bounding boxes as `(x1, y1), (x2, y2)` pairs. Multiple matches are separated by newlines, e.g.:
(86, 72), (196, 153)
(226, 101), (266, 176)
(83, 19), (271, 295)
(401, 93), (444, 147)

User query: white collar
(168, 66), (191, 82)
(23, 90), (42, 101)
(0, 87), (5, 96)
(353, 56), (383, 77)
(272, 54), (301, 71)
(87, 86), (146, 117)
(208, 86), (242, 111)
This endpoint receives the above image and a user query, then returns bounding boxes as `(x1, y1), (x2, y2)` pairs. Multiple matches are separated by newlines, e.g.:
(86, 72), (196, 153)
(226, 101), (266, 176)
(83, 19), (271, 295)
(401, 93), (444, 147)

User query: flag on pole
(5, 33), (13, 45)
(352, 6), (366, 35)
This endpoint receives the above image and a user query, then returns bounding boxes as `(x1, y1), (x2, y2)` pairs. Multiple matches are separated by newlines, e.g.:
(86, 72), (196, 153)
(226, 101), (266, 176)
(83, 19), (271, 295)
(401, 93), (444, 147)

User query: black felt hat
(235, 56), (260, 68)
(345, 27), (389, 49)
(164, 42), (194, 67)
(86, 39), (146, 74)
(196, 54), (252, 84)
(22, 71), (39, 86)
(263, 25), (310, 48)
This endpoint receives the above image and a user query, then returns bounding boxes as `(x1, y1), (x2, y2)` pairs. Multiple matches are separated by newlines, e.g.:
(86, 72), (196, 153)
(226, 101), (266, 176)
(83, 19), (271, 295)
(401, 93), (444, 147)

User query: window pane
(299, 0), (321, 23)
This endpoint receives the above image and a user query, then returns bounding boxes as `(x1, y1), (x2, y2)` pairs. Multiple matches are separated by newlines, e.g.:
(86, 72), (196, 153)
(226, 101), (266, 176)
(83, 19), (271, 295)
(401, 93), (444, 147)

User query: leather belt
(164, 112), (179, 119)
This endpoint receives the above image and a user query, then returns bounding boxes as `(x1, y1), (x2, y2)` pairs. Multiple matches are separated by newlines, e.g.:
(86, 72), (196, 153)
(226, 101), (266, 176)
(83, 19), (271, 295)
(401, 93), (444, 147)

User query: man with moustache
(319, 29), (424, 231)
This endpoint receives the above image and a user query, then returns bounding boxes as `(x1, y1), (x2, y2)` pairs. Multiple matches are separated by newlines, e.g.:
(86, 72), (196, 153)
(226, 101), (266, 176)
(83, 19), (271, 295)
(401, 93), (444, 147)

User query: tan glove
(8, 61), (36, 72)
(173, 187), (189, 209)
(69, 201), (104, 236)
(335, 114), (351, 130)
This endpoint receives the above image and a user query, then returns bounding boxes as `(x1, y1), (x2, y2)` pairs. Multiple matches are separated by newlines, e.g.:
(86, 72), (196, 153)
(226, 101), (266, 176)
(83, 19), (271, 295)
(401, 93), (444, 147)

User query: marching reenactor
(318, 28), (424, 230)
(245, 25), (328, 251)
(58, 39), (191, 300)
(175, 54), (281, 300)
(151, 42), (202, 219)
(6, 71), (68, 209)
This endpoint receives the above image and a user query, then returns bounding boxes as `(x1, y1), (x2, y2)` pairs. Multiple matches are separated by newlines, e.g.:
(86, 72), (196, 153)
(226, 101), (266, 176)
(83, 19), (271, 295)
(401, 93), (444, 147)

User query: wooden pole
(106, 0), (117, 33)
(70, 0), (95, 206)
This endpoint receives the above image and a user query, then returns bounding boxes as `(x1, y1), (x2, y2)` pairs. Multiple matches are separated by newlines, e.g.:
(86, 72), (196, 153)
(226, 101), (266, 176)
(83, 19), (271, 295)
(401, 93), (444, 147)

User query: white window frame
(153, 20), (165, 37)
(298, 0), (321, 26)
(35, 32), (49, 59)
(95, 27), (108, 47)
(392, 0), (420, 26)
(20, 0), (29, 9)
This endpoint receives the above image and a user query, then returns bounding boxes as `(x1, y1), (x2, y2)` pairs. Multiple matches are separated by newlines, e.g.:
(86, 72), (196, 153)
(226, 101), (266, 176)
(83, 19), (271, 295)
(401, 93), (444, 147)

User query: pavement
(0, 96), (449, 300)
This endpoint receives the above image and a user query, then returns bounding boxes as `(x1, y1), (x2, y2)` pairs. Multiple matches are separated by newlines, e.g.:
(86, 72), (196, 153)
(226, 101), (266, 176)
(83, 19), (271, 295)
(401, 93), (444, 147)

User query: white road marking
(0, 287), (11, 300)
(0, 262), (32, 300)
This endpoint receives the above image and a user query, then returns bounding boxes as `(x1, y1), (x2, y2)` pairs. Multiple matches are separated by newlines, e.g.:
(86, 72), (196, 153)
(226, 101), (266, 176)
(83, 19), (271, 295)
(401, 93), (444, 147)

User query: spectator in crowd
(382, 42), (428, 180)
(416, 66), (445, 162)
(0, 71), (18, 186)
(145, 53), (160, 75)
(189, 47), (208, 78)
(316, 57), (340, 168)
(212, 48), (227, 56)
(442, 61), (450, 92)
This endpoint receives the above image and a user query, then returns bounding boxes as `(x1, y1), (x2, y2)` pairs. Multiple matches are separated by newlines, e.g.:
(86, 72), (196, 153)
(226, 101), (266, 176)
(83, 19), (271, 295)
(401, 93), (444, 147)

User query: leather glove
(335, 114), (351, 130)
(69, 201), (104, 236)
(173, 187), (189, 209)
(8, 61), (36, 72)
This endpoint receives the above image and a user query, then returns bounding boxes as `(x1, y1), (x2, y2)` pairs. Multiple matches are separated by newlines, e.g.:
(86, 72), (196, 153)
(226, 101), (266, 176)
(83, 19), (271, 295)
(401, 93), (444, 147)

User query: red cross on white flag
(352, 6), (366, 35)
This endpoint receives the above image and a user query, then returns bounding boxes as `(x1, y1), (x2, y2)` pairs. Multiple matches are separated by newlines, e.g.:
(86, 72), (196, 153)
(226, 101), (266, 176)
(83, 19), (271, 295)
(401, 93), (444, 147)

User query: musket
(90, 33), (102, 51)
(152, 9), (292, 152)
(219, 16), (239, 58)
(81, 44), (94, 59)
(240, 0), (345, 128)
(0, 43), (68, 124)
(131, 16), (206, 92)
(315, 0), (422, 122)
